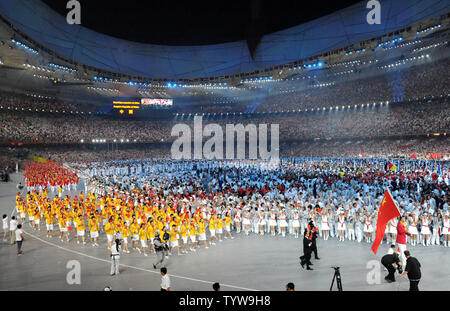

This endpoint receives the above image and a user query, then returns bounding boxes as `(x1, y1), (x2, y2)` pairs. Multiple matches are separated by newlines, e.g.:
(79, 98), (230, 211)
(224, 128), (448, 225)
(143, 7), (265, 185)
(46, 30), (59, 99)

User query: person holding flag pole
(396, 215), (411, 267)
(371, 189), (401, 256)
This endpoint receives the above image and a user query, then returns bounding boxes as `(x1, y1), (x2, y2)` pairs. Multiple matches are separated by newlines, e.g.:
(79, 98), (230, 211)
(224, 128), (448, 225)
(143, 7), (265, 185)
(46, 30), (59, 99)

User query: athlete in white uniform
(443, 215), (450, 247)
(389, 218), (398, 244)
(257, 211), (266, 236)
(234, 209), (241, 233)
(420, 214), (431, 246)
(321, 212), (330, 240)
(337, 213), (346, 242)
(292, 210), (300, 238)
(242, 210), (251, 236)
(278, 210), (288, 237)
(363, 215), (373, 243)
(407, 214), (418, 246)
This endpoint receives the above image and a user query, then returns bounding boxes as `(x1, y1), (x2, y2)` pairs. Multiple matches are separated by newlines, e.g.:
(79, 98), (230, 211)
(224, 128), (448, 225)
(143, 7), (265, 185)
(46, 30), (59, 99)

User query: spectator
(286, 282), (295, 291)
(212, 282), (221, 291)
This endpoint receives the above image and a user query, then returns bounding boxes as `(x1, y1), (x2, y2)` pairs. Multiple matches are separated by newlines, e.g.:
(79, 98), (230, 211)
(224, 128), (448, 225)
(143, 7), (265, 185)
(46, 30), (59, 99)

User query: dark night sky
(42, 0), (362, 46)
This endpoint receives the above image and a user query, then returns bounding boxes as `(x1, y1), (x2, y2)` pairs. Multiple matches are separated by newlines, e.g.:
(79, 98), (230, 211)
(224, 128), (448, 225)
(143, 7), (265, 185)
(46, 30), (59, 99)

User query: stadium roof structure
(0, 0), (448, 79)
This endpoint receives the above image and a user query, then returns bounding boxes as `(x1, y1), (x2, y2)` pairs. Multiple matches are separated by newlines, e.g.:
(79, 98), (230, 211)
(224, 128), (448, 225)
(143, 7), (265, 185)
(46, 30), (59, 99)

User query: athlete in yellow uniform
(75, 214), (86, 245)
(88, 216), (99, 246)
(188, 220), (197, 251)
(215, 216), (224, 242)
(45, 210), (54, 238)
(121, 223), (131, 253)
(138, 223), (148, 256)
(224, 213), (234, 239)
(104, 217), (115, 249)
(209, 215), (217, 245)
(147, 220), (156, 253)
(33, 206), (41, 231)
(59, 215), (69, 242)
(130, 219), (139, 250)
(180, 221), (189, 254)
(198, 219), (208, 249)
(168, 224), (180, 255)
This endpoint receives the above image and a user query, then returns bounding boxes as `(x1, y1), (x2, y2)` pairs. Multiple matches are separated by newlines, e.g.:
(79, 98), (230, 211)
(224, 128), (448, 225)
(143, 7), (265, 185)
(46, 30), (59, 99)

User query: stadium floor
(1, 173), (449, 291)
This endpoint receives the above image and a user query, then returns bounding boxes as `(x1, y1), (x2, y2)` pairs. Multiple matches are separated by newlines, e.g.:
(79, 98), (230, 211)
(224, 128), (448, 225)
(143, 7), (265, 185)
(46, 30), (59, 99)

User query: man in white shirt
(160, 267), (171, 291)
(9, 216), (18, 245)
(2, 214), (8, 241)
(15, 224), (24, 256)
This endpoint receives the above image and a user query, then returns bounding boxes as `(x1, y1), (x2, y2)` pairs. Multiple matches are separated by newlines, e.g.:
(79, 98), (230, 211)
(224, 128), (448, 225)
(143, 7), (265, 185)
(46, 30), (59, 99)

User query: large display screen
(141, 98), (173, 108)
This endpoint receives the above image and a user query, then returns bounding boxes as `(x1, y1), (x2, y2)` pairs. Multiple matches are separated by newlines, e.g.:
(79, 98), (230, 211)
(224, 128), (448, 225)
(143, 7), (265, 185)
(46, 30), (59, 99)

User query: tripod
(330, 267), (343, 291)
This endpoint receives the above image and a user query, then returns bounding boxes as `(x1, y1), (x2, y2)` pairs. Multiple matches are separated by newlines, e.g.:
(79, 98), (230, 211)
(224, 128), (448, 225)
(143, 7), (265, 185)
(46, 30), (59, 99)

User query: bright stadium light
(80, 139), (84, 143)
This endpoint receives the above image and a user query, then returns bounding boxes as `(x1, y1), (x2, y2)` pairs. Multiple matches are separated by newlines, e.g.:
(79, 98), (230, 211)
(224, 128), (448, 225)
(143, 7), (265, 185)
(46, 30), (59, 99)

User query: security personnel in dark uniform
(309, 221), (320, 260)
(381, 252), (402, 282)
(300, 227), (313, 270)
(399, 250), (421, 291)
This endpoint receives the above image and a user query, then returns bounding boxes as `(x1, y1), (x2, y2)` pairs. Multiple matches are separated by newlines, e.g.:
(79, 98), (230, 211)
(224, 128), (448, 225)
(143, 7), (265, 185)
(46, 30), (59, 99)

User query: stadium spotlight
(113, 139), (116, 142)
(80, 139), (84, 143)
(120, 139), (124, 143)
(126, 139), (129, 142)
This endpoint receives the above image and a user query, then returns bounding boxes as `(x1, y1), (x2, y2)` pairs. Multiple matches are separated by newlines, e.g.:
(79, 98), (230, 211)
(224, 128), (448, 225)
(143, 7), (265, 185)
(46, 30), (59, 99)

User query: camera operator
(381, 251), (402, 282)
(110, 238), (121, 276)
(153, 232), (168, 269)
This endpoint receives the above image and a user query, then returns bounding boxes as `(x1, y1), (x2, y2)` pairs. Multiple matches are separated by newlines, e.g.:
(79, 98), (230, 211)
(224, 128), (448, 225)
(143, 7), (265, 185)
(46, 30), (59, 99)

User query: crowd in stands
(255, 58), (449, 112)
(0, 90), (94, 113)
(6, 136), (444, 167)
(282, 138), (450, 159)
(0, 99), (448, 144)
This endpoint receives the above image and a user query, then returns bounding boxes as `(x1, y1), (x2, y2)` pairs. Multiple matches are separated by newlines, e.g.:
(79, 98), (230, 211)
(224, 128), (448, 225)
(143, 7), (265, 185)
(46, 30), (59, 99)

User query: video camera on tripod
(330, 267), (343, 291)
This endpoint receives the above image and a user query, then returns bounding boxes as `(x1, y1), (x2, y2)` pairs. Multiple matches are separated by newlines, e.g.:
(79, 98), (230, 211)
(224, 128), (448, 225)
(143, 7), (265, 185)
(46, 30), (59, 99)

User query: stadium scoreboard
(111, 98), (173, 116)
(141, 98), (173, 108)
(112, 101), (141, 115)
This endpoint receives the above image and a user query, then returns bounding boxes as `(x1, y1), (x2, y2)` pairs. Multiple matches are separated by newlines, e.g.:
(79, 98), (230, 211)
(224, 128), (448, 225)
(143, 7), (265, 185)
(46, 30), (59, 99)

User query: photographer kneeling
(153, 232), (169, 269)
(381, 250), (402, 283)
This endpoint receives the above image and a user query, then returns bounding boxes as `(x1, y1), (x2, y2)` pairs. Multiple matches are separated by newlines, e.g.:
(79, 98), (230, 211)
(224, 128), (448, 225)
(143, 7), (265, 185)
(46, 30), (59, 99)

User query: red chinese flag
(371, 189), (401, 254)
(410, 153), (417, 160)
